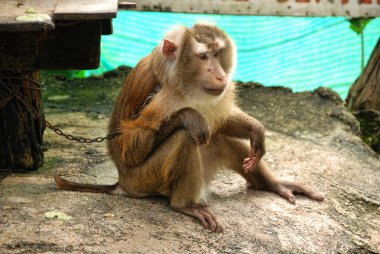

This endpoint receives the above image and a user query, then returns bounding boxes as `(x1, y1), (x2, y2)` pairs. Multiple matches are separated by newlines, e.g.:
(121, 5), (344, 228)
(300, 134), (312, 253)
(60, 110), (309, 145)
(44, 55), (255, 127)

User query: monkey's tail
(54, 174), (124, 195)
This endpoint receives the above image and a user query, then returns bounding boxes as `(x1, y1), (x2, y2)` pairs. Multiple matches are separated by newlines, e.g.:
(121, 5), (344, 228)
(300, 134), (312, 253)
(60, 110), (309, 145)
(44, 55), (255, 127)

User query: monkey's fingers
(242, 156), (256, 173)
(242, 160), (255, 172)
(242, 162), (254, 173)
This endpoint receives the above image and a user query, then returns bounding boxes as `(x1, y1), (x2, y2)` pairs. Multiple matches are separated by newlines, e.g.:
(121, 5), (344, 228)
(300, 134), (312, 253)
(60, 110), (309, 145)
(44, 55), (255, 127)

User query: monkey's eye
(198, 54), (208, 61)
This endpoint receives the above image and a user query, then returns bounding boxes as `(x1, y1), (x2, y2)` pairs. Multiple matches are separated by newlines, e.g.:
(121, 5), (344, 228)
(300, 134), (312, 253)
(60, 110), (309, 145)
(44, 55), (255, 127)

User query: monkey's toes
(197, 207), (223, 232)
(275, 184), (297, 204)
(175, 205), (223, 232)
(308, 192), (325, 201)
(273, 181), (325, 204)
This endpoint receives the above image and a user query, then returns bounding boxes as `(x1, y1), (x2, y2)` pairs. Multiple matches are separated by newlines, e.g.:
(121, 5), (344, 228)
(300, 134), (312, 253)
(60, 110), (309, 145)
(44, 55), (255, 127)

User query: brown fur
(55, 24), (323, 232)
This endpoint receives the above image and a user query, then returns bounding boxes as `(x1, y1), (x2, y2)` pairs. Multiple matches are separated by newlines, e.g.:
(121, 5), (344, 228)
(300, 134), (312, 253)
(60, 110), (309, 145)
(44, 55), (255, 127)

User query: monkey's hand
(243, 131), (266, 173)
(179, 108), (210, 145)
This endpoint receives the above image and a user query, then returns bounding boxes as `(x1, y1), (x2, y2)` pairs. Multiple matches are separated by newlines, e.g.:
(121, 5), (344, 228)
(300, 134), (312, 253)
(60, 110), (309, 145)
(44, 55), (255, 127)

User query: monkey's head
(157, 23), (236, 99)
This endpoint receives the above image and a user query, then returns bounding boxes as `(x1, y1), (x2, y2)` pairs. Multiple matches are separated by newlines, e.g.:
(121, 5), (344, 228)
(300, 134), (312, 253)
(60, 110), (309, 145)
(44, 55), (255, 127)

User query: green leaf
(348, 18), (374, 35)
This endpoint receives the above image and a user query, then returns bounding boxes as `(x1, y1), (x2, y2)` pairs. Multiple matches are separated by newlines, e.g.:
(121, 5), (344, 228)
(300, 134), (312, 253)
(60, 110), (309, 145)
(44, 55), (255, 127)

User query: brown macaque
(55, 24), (324, 232)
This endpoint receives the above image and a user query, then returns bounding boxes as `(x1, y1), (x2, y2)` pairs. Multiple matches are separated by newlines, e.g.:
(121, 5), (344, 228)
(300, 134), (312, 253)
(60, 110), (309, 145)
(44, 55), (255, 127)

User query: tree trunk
(346, 38), (380, 153)
(346, 39), (380, 112)
(0, 70), (45, 171)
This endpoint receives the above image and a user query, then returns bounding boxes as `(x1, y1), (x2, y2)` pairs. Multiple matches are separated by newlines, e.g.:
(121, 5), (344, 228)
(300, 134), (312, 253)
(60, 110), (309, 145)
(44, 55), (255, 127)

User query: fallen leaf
(103, 213), (115, 218)
(44, 211), (73, 221)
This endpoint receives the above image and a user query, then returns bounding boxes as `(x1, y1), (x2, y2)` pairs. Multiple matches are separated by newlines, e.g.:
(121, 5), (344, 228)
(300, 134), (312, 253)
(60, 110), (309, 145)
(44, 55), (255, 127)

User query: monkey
(55, 23), (324, 232)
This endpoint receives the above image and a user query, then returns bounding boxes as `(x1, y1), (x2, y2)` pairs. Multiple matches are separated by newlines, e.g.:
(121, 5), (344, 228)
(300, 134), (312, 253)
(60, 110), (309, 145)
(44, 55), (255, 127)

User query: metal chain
(44, 120), (121, 143)
(47, 85), (161, 143)
(131, 85), (161, 119)
(0, 75), (122, 143)
(1, 76), (162, 143)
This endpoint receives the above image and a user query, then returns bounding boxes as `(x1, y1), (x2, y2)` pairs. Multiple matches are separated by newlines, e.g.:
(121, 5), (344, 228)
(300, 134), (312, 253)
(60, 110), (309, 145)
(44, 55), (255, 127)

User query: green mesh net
(86, 11), (380, 99)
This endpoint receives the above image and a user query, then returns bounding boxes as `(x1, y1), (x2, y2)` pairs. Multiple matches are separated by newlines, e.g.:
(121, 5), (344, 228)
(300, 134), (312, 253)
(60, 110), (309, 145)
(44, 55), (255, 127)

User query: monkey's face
(161, 24), (236, 99)
(192, 46), (227, 96)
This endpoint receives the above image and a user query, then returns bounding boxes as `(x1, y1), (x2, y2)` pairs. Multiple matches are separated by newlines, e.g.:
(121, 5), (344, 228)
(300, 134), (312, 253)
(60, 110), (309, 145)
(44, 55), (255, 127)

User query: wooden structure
(0, 0), (135, 171)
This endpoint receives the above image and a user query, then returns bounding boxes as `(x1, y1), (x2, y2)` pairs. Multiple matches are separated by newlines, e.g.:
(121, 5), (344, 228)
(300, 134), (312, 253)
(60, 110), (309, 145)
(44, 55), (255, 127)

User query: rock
(0, 76), (379, 253)
(354, 109), (380, 153)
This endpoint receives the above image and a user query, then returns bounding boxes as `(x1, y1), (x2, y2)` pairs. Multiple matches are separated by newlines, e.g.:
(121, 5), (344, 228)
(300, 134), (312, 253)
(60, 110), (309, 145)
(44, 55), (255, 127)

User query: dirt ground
(0, 72), (379, 254)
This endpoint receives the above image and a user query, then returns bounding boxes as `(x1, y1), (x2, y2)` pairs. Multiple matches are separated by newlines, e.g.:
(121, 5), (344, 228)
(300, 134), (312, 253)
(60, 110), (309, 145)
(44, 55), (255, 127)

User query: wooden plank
(0, 0), (56, 32)
(118, 1), (137, 10)
(134, 0), (380, 17)
(0, 20), (102, 69)
(54, 0), (118, 20)
(0, 18), (54, 32)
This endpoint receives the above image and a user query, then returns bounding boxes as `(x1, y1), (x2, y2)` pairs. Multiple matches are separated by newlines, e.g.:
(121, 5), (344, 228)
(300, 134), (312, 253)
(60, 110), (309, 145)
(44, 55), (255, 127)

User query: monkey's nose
(216, 75), (226, 84)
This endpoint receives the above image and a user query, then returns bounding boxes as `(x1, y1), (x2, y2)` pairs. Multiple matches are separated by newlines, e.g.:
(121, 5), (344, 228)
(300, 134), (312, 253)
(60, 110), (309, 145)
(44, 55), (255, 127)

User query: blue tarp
(87, 11), (380, 98)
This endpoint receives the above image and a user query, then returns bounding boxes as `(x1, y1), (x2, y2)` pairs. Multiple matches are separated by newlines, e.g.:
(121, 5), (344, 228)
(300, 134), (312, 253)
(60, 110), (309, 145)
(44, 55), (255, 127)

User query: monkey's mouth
(204, 88), (224, 96)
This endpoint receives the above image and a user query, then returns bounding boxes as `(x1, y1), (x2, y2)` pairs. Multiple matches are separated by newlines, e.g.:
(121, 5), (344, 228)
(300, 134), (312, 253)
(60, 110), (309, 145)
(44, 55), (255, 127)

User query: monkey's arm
(155, 107), (210, 146)
(116, 107), (209, 167)
(218, 107), (266, 172)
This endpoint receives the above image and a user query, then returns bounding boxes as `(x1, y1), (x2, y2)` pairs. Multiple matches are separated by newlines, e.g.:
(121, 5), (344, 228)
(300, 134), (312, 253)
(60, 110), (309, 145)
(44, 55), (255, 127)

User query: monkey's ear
(162, 39), (177, 59)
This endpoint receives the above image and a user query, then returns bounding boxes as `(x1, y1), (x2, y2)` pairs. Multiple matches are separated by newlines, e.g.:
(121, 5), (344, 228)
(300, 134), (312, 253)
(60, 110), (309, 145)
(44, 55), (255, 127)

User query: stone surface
(0, 83), (379, 254)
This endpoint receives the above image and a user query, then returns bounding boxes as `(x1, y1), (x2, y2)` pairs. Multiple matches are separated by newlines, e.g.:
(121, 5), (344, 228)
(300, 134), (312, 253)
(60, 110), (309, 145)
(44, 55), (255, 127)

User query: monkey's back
(108, 55), (159, 133)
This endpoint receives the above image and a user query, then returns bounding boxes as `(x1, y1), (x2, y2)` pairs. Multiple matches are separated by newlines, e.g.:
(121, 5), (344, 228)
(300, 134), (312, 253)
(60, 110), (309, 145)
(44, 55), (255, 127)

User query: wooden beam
(101, 19), (113, 35)
(0, 20), (102, 70)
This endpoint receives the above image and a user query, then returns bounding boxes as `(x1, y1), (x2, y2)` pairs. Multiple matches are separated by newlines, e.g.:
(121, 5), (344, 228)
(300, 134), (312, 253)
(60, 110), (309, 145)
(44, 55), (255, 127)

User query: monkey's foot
(172, 204), (223, 232)
(271, 181), (324, 204)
